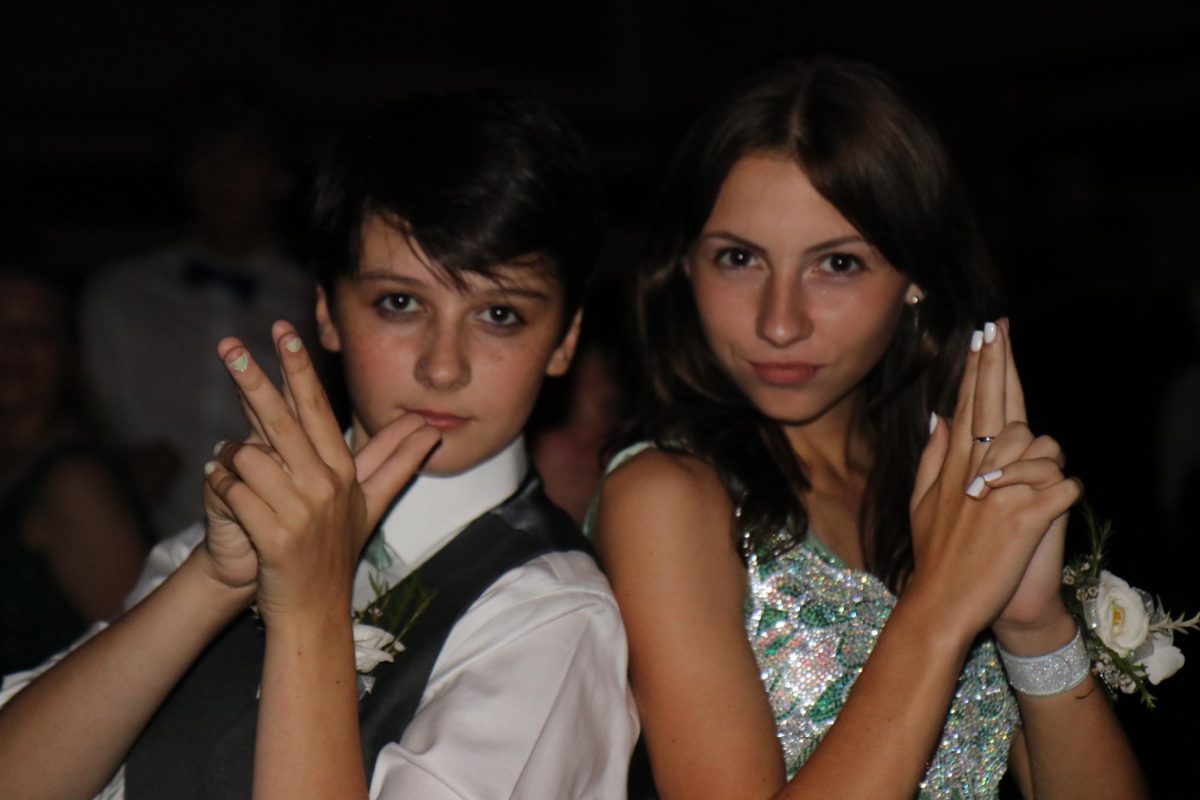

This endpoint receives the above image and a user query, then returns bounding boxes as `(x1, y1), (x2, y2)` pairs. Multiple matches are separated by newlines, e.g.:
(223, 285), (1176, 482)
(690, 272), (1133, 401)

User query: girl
(594, 58), (1146, 798)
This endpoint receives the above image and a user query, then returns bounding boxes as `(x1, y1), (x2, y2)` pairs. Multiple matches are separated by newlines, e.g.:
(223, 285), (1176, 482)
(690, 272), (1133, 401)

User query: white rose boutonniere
(350, 569), (435, 699)
(353, 622), (403, 673)
(1062, 507), (1199, 707)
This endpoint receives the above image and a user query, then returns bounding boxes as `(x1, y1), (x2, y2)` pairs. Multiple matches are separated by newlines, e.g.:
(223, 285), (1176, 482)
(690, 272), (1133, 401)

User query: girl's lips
(749, 361), (822, 387)
(414, 410), (470, 431)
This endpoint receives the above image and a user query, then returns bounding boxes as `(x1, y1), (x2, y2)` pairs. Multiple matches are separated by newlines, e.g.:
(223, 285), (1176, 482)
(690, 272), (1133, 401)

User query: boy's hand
(203, 321), (440, 624)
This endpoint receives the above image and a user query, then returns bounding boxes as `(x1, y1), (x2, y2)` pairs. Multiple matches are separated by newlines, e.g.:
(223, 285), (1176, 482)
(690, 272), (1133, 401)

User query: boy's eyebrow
(354, 269), (554, 302)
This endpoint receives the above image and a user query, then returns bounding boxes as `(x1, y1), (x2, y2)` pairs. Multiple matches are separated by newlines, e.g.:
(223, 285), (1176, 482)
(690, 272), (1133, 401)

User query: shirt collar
(365, 435), (527, 586)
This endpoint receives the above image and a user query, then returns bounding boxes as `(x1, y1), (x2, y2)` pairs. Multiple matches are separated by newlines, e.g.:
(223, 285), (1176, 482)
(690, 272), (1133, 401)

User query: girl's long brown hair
(622, 57), (997, 590)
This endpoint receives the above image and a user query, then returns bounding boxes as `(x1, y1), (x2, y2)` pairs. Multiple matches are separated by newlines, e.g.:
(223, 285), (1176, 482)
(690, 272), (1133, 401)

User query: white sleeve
(369, 551), (639, 800)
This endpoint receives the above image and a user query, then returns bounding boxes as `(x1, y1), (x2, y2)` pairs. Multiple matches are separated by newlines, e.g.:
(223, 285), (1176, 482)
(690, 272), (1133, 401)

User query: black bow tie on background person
(182, 257), (260, 305)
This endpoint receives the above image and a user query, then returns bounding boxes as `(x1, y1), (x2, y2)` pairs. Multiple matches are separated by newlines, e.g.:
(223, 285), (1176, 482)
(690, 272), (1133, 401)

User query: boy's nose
(414, 326), (471, 391)
(756, 275), (813, 347)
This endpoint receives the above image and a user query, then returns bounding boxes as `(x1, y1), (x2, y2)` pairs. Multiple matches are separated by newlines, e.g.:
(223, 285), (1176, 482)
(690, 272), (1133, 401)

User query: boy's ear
(314, 286), (343, 352)
(545, 310), (583, 377)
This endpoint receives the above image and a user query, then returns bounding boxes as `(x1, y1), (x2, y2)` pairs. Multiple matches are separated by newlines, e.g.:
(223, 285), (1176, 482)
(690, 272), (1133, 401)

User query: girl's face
(687, 153), (920, 430)
(317, 215), (580, 476)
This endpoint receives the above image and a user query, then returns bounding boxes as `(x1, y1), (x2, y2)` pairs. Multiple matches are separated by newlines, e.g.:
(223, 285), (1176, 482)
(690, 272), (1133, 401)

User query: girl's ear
(315, 287), (343, 352)
(545, 310), (583, 377)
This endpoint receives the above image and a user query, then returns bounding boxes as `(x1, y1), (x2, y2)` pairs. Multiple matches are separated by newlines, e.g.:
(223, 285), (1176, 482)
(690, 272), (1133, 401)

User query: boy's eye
(378, 293), (417, 314)
(818, 252), (862, 275)
(715, 247), (758, 269)
(480, 305), (524, 328)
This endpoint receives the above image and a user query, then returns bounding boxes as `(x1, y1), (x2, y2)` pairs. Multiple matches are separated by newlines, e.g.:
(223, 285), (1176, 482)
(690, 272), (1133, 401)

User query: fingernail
(204, 461), (217, 476)
(929, 412), (938, 435)
(213, 440), (226, 457)
(965, 475), (986, 498)
(229, 353), (249, 373)
(970, 330), (983, 353)
(984, 321), (997, 344)
(982, 469), (1003, 483)
(283, 336), (302, 353)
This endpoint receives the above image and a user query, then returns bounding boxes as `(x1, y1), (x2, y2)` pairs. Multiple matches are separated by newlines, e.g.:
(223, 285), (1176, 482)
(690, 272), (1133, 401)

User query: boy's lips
(413, 409), (470, 431)
(749, 361), (822, 387)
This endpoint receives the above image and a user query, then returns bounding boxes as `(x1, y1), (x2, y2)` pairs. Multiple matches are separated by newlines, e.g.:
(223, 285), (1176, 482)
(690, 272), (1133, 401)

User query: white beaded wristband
(996, 627), (1090, 697)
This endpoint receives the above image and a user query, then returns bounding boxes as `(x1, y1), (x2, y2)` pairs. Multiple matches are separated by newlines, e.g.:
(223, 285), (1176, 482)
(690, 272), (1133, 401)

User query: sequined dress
(748, 534), (1019, 797)
(599, 443), (1020, 798)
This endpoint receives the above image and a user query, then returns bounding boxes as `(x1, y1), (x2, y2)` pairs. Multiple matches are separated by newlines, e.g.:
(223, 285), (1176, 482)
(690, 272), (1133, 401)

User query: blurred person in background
(80, 82), (320, 537)
(0, 265), (151, 673)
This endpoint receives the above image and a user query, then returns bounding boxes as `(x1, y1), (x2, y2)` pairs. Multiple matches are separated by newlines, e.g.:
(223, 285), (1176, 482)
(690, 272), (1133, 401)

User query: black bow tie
(183, 258), (259, 305)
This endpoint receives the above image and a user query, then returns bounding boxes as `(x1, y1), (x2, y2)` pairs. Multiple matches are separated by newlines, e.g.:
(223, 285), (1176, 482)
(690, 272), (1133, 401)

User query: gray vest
(125, 472), (588, 799)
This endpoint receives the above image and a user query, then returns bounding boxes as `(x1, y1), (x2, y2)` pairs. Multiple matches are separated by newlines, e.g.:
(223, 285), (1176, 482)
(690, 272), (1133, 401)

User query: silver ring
(972, 435), (997, 444)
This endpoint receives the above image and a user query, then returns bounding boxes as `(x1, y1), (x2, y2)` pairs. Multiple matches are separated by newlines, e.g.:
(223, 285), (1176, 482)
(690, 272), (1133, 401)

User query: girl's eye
(378, 293), (417, 314)
(818, 252), (863, 275)
(480, 306), (523, 328)
(715, 247), (758, 269)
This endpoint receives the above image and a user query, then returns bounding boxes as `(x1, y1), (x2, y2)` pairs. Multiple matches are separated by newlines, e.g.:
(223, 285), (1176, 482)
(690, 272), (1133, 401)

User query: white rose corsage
(1062, 507), (1199, 707)
(351, 571), (434, 699)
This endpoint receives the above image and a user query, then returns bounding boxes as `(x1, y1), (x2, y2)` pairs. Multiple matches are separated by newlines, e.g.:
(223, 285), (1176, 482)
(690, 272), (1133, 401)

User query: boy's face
(316, 215), (580, 476)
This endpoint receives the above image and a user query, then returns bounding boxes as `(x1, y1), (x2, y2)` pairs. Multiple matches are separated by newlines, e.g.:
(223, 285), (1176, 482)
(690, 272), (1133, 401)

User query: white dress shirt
(1, 436), (638, 799)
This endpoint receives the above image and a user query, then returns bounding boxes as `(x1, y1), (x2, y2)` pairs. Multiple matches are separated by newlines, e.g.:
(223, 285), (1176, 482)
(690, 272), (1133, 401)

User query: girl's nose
(756, 273), (813, 347)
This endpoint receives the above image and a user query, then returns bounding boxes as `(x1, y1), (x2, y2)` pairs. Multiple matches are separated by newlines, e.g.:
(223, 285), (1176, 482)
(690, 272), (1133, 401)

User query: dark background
(4, 2), (1198, 794)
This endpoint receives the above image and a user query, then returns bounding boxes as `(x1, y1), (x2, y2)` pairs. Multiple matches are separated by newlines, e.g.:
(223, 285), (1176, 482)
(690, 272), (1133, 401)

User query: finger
(911, 412), (949, 514)
(354, 413), (430, 481)
(969, 421), (1034, 482)
(359, 426), (442, 536)
(998, 318), (1028, 424)
(271, 320), (350, 472)
(218, 339), (321, 474)
(215, 440), (298, 518)
(970, 321), (1005, 474)
(968, 458), (1069, 499)
(204, 458), (279, 541)
(945, 327), (985, 480)
(1025, 475), (1085, 522)
(1021, 434), (1066, 470)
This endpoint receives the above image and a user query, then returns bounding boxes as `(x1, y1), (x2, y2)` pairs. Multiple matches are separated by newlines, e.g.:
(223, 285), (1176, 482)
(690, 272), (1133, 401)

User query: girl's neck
(781, 393), (871, 488)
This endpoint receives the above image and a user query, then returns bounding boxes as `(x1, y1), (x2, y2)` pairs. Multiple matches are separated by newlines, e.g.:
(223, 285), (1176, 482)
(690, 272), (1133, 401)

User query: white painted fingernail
(984, 321), (997, 343)
(284, 336), (302, 353)
(229, 353), (249, 373)
(929, 412), (938, 435)
(204, 461), (217, 476)
(970, 330), (984, 353)
(965, 475), (986, 498)
(213, 440), (226, 456)
(982, 469), (1003, 483)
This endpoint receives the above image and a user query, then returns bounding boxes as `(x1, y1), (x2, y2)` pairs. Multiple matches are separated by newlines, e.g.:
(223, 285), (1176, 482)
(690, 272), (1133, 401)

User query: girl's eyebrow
(698, 231), (868, 260)
(695, 231), (768, 258)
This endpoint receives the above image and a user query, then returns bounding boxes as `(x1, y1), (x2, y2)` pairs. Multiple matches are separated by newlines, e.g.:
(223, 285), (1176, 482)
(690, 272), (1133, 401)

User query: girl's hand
(204, 320), (441, 624)
(907, 319), (1081, 643)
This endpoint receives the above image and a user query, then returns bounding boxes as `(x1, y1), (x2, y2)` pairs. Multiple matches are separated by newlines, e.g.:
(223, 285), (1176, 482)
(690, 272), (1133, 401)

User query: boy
(0, 93), (637, 799)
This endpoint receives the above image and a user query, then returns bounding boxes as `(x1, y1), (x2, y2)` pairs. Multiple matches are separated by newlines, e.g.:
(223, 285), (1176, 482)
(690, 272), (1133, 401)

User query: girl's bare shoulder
(596, 447), (737, 562)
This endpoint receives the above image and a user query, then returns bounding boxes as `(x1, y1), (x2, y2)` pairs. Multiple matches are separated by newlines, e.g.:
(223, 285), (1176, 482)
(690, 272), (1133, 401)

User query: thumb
(911, 413), (949, 514)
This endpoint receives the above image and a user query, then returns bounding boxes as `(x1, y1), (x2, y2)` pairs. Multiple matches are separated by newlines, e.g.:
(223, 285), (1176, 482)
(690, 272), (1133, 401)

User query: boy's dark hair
(310, 92), (601, 327)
